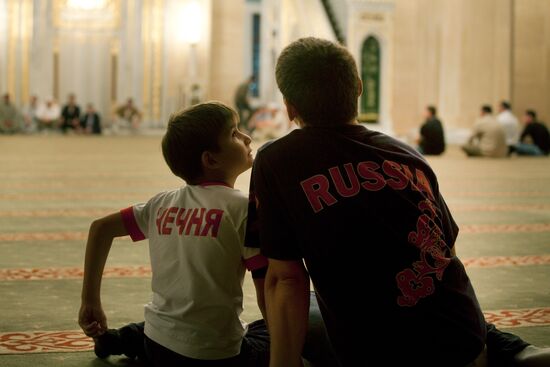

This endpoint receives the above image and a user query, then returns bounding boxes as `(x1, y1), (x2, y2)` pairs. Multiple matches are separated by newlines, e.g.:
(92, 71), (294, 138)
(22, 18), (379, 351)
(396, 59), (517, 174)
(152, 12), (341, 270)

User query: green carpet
(0, 135), (548, 366)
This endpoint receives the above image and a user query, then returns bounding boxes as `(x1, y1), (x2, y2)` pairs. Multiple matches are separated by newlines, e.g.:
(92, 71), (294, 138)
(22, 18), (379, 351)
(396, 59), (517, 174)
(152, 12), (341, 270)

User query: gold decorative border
(7, 0), (18, 98)
(52, 0), (121, 30)
(21, 0), (32, 104)
(110, 40), (119, 104)
(152, 0), (162, 121)
(142, 0), (164, 123)
(142, 0), (151, 120)
(53, 51), (59, 101)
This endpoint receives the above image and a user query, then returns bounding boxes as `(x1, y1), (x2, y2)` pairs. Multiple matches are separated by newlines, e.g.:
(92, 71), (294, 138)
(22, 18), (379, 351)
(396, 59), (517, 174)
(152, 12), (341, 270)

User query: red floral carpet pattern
(462, 255), (550, 268)
(450, 191), (550, 197)
(484, 308), (550, 328)
(1, 307), (549, 354)
(0, 178), (171, 189)
(461, 223), (550, 234)
(2, 255), (548, 281)
(0, 209), (112, 218)
(0, 193), (144, 201)
(451, 204), (550, 212)
(0, 331), (93, 354)
(0, 266), (151, 281)
(0, 232), (88, 242)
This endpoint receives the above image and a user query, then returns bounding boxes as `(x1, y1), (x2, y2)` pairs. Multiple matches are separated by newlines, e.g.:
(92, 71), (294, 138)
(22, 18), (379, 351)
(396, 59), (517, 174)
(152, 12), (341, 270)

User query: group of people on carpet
(0, 93), (103, 135)
(79, 38), (550, 367)
(417, 102), (550, 158)
(0, 93), (144, 135)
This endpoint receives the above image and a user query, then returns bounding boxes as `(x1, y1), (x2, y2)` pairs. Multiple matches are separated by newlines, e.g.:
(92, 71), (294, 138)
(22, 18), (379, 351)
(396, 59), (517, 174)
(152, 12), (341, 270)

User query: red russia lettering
(301, 160), (435, 213)
(155, 207), (224, 238)
(300, 174), (338, 213)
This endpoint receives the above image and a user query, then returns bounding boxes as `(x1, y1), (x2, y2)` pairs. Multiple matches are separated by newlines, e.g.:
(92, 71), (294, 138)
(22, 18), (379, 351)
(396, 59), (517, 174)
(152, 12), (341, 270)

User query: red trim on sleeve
(244, 254), (269, 271)
(120, 207), (146, 241)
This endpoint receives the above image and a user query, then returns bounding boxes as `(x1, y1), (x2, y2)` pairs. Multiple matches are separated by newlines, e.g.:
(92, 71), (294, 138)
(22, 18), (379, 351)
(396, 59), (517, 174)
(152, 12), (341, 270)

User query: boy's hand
(78, 303), (107, 338)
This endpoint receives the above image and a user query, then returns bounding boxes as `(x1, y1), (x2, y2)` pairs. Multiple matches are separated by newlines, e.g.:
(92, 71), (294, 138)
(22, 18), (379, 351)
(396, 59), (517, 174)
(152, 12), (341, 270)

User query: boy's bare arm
(79, 212), (128, 337)
(265, 258), (310, 367)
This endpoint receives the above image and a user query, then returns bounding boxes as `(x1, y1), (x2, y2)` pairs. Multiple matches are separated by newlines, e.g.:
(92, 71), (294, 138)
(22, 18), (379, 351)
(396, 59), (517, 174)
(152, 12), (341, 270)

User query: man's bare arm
(265, 258), (310, 367)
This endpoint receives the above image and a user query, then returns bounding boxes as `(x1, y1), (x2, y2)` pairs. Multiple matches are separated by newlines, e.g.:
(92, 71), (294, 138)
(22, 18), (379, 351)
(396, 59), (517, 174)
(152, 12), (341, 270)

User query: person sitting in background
(247, 103), (295, 141)
(115, 98), (142, 133)
(80, 103), (102, 135)
(36, 97), (61, 132)
(496, 101), (520, 155)
(60, 93), (81, 134)
(515, 109), (550, 156)
(462, 105), (507, 158)
(417, 105), (445, 155)
(21, 95), (39, 134)
(0, 93), (23, 134)
(234, 76), (255, 132)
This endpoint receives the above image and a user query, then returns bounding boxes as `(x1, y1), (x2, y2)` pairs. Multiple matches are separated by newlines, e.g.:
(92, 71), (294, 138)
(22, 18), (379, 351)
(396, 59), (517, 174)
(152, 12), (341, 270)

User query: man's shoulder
(497, 110), (519, 123)
(257, 130), (301, 155)
(426, 118), (443, 127)
(477, 115), (496, 125)
(534, 121), (549, 130)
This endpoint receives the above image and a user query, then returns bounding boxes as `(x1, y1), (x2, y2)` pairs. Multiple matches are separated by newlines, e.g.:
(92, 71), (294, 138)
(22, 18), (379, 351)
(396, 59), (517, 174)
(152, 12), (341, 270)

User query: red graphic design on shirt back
(396, 199), (451, 307)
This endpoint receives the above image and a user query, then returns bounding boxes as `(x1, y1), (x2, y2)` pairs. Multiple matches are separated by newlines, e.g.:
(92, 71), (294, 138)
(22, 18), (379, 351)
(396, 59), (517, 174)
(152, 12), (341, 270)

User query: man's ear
(201, 151), (220, 170)
(283, 99), (299, 122)
(357, 78), (363, 97)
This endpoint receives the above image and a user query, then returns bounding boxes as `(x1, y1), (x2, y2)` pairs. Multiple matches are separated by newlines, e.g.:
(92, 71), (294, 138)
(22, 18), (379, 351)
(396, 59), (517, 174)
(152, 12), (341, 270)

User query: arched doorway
(359, 35), (381, 123)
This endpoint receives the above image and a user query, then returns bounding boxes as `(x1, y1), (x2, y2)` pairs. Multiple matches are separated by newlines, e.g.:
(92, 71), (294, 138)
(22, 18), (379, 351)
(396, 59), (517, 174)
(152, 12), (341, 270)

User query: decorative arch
(360, 35), (380, 123)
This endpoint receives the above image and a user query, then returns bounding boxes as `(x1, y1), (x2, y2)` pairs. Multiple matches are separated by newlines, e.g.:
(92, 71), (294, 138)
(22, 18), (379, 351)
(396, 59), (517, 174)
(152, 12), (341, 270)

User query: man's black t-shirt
(420, 117), (445, 155)
(253, 124), (486, 366)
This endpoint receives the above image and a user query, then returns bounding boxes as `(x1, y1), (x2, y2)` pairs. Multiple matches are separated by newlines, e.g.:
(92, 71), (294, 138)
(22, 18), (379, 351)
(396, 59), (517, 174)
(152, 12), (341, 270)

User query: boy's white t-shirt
(120, 183), (267, 360)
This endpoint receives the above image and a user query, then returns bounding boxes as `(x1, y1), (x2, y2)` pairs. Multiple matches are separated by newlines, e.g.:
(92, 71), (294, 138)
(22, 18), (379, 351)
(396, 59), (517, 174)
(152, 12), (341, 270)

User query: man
(515, 109), (550, 156)
(234, 76), (255, 132)
(496, 101), (520, 155)
(80, 103), (102, 135)
(462, 105), (507, 158)
(60, 93), (81, 133)
(0, 93), (22, 134)
(115, 98), (141, 132)
(418, 105), (445, 155)
(21, 95), (39, 133)
(36, 97), (61, 132)
(255, 37), (487, 367)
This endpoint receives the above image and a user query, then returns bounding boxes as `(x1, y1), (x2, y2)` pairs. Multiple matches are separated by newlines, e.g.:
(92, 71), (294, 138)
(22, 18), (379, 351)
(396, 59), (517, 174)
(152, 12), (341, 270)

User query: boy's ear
(283, 99), (299, 122)
(201, 151), (220, 170)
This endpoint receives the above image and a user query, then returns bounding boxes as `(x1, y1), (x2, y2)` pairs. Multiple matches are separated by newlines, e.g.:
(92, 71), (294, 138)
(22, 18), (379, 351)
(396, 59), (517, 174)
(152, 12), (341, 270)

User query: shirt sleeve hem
(120, 207), (146, 241)
(243, 254), (269, 271)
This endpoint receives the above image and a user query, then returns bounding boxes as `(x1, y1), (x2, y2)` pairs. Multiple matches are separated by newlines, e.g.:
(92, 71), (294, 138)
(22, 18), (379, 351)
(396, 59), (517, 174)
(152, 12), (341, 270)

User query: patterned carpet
(0, 135), (549, 366)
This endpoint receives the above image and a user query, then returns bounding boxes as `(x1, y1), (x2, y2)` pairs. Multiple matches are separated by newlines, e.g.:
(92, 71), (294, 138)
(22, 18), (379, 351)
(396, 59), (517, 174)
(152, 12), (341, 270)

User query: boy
(78, 102), (269, 367)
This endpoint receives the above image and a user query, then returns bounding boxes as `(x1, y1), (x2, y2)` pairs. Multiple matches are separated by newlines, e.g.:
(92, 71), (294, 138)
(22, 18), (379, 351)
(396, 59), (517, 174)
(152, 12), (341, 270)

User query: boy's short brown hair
(162, 102), (237, 183)
(275, 37), (360, 126)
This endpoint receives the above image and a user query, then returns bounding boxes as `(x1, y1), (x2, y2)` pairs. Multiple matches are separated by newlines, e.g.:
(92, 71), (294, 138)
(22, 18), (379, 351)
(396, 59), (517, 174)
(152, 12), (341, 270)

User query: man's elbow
(265, 260), (309, 288)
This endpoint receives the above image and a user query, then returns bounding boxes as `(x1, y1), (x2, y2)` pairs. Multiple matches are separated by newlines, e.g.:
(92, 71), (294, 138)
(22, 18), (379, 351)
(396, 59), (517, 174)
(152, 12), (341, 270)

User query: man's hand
(78, 303), (107, 338)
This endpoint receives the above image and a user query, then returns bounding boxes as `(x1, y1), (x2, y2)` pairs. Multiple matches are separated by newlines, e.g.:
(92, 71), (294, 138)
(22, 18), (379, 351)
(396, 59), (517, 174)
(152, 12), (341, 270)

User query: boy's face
(213, 116), (253, 178)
